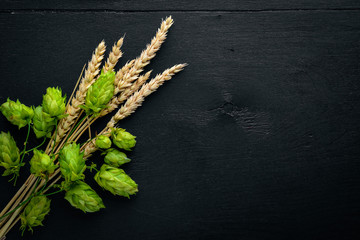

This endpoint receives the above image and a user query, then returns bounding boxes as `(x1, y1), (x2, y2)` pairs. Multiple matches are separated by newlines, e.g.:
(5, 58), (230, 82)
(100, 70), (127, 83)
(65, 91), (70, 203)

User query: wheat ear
(116, 16), (173, 97)
(103, 38), (124, 73)
(48, 41), (106, 149)
(126, 16), (174, 79)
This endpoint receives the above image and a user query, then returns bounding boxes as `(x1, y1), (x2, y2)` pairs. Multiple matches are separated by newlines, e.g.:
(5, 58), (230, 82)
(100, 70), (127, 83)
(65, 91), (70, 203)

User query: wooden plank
(0, 0), (360, 11)
(0, 11), (360, 239)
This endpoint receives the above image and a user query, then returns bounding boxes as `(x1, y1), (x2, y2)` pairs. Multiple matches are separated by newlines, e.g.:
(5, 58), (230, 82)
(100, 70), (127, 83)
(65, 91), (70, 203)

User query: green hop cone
(32, 106), (56, 138)
(20, 196), (51, 234)
(111, 128), (136, 151)
(81, 70), (115, 115)
(0, 98), (34, 129)
(64, 181), (105, 213)
(0, 131), (22, 177)
(59, 143), (86, 182)
(95, 135), (112, 149)
(103, 149), (130, 167)
(30, 149), (57, 178)
(42, 87), (66, 118)
(94, 164), (138, 198)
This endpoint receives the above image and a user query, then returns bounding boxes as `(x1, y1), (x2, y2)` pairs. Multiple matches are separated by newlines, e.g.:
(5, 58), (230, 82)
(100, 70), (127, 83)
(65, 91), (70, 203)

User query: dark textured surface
(0, 3), (360, 240)
(1, 1), (360, 10)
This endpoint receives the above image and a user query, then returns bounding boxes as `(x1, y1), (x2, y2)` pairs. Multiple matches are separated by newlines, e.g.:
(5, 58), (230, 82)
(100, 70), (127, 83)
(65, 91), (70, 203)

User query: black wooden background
(0, 1), (360, 240)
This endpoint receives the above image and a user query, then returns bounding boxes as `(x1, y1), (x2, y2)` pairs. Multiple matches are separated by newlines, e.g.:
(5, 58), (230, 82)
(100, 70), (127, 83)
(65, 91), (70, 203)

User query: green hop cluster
(32, 106), (56, 138)
(30, 149), (57, 178)
(0, 131), (22, 177)
(103, 149), (130, 167)
(0, 99), (34, 129)
(111, 128), (136, 151)
(42, 87), (66, 118)
(59, 143), (86, 182)
(81, 70), (115, 115)
(20, 196), (51, 234)
(94, 164), (138, 198)
(95, 135), (112, 149)
(64, 181), (105, 213)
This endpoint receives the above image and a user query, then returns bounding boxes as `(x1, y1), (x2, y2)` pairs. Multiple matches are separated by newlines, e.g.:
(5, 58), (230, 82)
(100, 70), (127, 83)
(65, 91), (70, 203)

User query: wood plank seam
(0, 8), (360, 14)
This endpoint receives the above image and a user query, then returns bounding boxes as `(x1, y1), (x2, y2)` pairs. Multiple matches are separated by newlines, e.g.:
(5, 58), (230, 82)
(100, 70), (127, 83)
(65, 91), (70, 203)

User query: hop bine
(111, 128), (136, 151)
(42, 87), (66, 119)
(0, 131), (22, 177)
(30, 149), (57, 179)
(32, 106), (56, 139)
(64, 181), (105, 213)
(59, 143), (86, 182)
(20, 196), (51, 234)
(0, 99), (34, 129)
(94, 164), (138, 198)
(103, 149), (131, 167)
(81, 70), (115, 116)
(95, 135), (112, 149)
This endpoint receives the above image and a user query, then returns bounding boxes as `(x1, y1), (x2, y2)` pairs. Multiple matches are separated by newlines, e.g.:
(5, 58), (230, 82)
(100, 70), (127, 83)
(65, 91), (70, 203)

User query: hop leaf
(0, 99), (34, 129)
(0, 131), (22, 177)
(42, 87), (66, 118)
(103, 149), (130, 167)
(59, 143), (86, 182)
(95, 135), (112, 149)
(32, 106), (56, 139)
(111, 128), (136, 151)
(30, 149), (57, 178)
(94, 164), (138, 198)
(81, 70), (115, 115)
(64, 181), (105, 213)
(20, 196), (51, 234)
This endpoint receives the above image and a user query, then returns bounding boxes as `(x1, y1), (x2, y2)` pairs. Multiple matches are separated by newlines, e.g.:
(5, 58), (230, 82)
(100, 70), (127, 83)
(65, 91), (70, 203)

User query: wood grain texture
(0, 9), (360, 240)
(0, 1), (360, 11)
